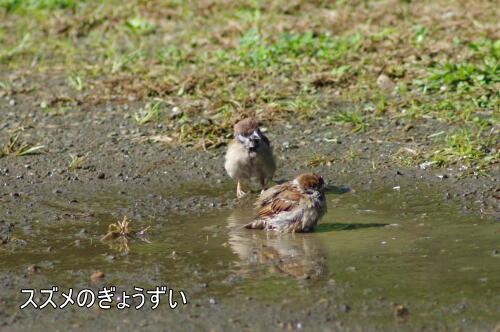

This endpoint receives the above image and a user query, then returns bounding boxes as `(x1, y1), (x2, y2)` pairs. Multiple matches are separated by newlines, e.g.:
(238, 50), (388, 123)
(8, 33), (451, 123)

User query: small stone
(419, 161), (438, 169)
(97, 172), (105, 179)
(394, 304), (409, 318)
(377, 74), (396, 92)
(404, 124), (414, 132)
(78, 229), (88, 236)
(27, 265), (41, 273)
(90, 271), (105, 280)
(340, 303), (351, 313)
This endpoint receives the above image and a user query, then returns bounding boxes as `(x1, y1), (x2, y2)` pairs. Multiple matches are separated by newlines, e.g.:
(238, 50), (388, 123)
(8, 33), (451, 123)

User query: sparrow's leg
(259, 177), (269, 194)
(236, 180), (246, 198)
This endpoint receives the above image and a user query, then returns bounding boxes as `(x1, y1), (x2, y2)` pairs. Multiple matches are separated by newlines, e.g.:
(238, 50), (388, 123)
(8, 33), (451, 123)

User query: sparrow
(224, 118), (276, 198)
(245, 173), (327, 233)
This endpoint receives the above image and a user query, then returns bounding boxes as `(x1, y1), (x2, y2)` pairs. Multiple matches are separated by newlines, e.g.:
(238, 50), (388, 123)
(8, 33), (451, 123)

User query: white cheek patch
(237, 134), (248, 143)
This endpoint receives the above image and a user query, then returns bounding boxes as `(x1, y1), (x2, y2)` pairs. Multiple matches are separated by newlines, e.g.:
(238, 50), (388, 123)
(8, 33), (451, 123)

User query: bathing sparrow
(245, 173), (327, 233)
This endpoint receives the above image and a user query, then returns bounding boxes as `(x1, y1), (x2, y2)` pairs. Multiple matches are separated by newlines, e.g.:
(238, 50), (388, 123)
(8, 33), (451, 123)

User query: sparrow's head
(294, 173), (325, 194)
(234, 118), (264, 152)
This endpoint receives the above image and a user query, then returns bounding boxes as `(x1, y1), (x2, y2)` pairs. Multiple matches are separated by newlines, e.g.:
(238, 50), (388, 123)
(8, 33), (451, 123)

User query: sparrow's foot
(236, 181), (247, 198)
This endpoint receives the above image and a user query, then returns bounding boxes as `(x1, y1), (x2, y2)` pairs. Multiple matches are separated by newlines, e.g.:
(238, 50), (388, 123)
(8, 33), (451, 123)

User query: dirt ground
(0, 1), (499, 329)
(1, 94), (498, 220)
(0, 90), (499, 331)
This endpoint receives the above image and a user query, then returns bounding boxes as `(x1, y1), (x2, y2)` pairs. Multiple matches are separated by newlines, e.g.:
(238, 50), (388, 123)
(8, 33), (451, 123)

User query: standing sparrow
(245, 173), (327, 233)
(224, 118), (276, 198)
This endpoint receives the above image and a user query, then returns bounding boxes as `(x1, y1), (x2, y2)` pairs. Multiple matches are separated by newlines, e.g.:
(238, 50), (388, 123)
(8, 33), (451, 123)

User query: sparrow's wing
(257, 189), (301, 219)
(245, 186), (302, 230)
(254, 183), (285, 207)
(245, 190), (302, 229)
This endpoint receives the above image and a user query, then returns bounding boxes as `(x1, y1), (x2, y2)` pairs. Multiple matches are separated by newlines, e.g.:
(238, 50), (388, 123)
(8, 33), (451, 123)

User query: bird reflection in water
(226, 205), (327, 280)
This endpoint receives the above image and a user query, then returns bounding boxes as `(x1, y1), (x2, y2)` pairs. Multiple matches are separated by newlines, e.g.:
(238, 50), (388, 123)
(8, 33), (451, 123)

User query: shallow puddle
(1, 184), (499, 329)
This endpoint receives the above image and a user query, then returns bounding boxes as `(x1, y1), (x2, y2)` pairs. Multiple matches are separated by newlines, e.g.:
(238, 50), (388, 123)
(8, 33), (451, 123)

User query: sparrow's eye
(249, 130), (261, 140)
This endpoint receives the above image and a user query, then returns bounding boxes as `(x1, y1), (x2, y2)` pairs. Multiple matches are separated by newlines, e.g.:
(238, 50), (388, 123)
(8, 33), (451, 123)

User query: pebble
(394, 304), (409, 318)
(377, 74), (396, 92)
(27, 265), (41, 273)
(340, 303), (351, 313)
(90, 271), (105, 280)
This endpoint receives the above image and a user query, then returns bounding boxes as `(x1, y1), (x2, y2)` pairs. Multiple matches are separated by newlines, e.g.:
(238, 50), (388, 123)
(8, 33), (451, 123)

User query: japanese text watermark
(20, 286), (187, 310)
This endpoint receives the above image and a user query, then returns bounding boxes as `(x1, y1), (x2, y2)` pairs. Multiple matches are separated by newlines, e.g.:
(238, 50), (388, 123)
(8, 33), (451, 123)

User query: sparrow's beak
(247, 130), (261, 151)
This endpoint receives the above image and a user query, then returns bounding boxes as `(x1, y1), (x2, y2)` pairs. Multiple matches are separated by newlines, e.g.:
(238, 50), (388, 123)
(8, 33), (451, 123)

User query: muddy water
(1, 185), (499, 330)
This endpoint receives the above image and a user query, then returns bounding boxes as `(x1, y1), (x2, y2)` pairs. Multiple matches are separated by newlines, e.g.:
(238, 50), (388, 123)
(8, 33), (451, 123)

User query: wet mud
(1, 101), (499, 331)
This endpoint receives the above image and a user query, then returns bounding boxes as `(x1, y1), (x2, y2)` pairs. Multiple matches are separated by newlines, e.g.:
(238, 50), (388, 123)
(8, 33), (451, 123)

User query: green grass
(430, 127), (498, 172)
(231, 29), (359, 70)
(326, 109), (366, 133)
(0, 132), (44, 157)
(1, 0), (86, 12)
(67, 74), (84, 91)
(288, 93), (320, 119)
(67, 153), (87, 170)
(304, 154), (335, 167)
(0, 0), (498, 172)
(414, 39), (500, 92)
(133, 101), (163, 124)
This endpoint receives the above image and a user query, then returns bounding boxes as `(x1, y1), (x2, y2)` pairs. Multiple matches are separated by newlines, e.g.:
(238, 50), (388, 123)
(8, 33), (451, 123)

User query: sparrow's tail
(244, 219), (266, 229)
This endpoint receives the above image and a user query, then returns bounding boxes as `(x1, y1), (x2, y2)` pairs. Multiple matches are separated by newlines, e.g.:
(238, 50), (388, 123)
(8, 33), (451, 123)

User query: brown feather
(255, 182), (289, 208)
(246, 173), (327, 232)
(233, 118), (259, 135)
(296, 173), (324, 191)
(257, 185), (301, 219)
